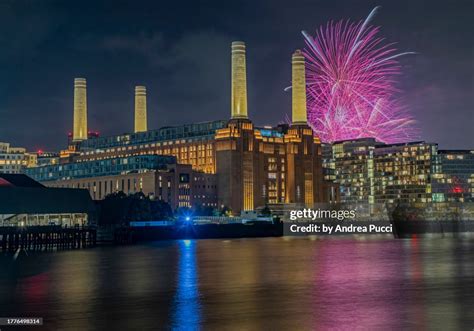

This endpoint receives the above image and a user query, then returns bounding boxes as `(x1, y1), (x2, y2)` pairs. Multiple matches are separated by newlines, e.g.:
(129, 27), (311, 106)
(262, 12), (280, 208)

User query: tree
(193, 204), (215, 216)
(260, 205), (271, 216)
(219, 206), (232, 216)
(98, 191), (173, 224)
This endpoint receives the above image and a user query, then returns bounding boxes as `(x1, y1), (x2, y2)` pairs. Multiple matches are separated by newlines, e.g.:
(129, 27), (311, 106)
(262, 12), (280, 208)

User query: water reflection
(0, 238), (472, 330)
(171, 240), (201, 329)
(309, 241), (397, 329)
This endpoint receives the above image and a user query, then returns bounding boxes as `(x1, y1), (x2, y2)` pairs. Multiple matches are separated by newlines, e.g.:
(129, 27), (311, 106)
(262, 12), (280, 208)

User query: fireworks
(302, 7), (418, 143)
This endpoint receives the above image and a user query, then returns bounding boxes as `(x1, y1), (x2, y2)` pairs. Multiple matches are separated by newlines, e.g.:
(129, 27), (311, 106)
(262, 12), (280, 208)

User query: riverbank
(114, 219), (474, 243)
(2, 220), (474, 252)
(113, 221), (283, 244)
(393, 220), (474, 238)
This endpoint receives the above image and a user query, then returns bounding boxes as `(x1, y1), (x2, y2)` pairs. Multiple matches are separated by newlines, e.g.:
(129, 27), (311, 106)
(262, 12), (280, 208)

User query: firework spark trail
(300, 8), (418, 143)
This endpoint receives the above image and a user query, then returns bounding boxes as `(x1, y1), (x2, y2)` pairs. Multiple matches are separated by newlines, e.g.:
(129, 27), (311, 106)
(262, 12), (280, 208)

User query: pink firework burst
(302, 7), (418, 143)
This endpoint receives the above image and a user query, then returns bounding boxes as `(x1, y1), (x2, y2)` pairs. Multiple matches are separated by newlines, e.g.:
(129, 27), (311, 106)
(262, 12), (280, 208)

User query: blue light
(259, 129), (284, 138)
(185, 216), (191, 222)
(172, 240), (201, 328)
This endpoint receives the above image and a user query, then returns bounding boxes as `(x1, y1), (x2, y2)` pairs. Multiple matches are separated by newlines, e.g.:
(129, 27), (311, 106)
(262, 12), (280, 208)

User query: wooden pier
(0, 226), (96, 252)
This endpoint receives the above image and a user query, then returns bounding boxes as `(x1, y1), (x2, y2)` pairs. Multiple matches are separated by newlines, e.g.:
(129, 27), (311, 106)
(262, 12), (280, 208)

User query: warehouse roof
(0, 174), (45, 188)
(0, 186), (96, 214)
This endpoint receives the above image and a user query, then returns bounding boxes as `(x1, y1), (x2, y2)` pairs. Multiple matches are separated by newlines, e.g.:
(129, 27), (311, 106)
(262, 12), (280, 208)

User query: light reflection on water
(0, 237), (473, 330)
(171, 240), (201, 330)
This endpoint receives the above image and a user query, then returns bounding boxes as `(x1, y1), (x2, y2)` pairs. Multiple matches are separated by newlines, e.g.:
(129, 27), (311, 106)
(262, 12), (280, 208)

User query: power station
(134, 86), (147, 133)
(215, 44), (327, 213)
(73, 78), (88, 141)
(231, 41), (248, 119)
(24, 40), (474, 210)
(30, 42), (338, 214)
(291, 50), (307, 124)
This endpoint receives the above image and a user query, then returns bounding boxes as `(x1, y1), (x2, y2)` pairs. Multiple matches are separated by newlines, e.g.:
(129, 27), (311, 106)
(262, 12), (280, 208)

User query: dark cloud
(0, 0), (472, 150)
(100, 33), (165, 58)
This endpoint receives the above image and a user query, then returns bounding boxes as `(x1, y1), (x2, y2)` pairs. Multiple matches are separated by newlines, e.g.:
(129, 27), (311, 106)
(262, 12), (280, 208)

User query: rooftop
(77, 120), (226, 151)
(0, 186), (96, 214)
(0, 174), (45, 188)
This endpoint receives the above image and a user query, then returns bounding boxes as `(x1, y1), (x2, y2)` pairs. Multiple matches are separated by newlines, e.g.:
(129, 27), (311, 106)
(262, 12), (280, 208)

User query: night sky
(0, 0), (472, 151)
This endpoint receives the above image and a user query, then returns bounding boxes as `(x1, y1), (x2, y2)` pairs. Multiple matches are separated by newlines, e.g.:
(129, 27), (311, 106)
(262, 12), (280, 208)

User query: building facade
(324, 138), (474, 205)
(36, 152), (60, 166)
(70, 120), (225, 174)
(26, 155), (217, 210)
(432, 150), (474, 202)
(373, 142), (438, 204)
(0, 142), (36, 174)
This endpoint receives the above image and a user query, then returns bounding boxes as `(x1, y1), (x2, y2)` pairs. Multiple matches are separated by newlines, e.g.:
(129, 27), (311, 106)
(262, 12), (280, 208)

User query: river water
(1, 237), (473, 330)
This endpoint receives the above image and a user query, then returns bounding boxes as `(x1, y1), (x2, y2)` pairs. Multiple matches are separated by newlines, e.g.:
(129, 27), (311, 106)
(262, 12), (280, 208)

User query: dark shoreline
(115, 220), (474, 243)
(113, 221), (283, 244)
(392, 220), (474, 238)
(2, 220), (474, 252)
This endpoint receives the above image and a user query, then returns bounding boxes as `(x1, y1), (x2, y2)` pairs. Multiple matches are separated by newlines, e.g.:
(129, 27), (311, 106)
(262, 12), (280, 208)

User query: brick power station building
(26, 41), (335, 214)
(214, 44), (330, 213)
